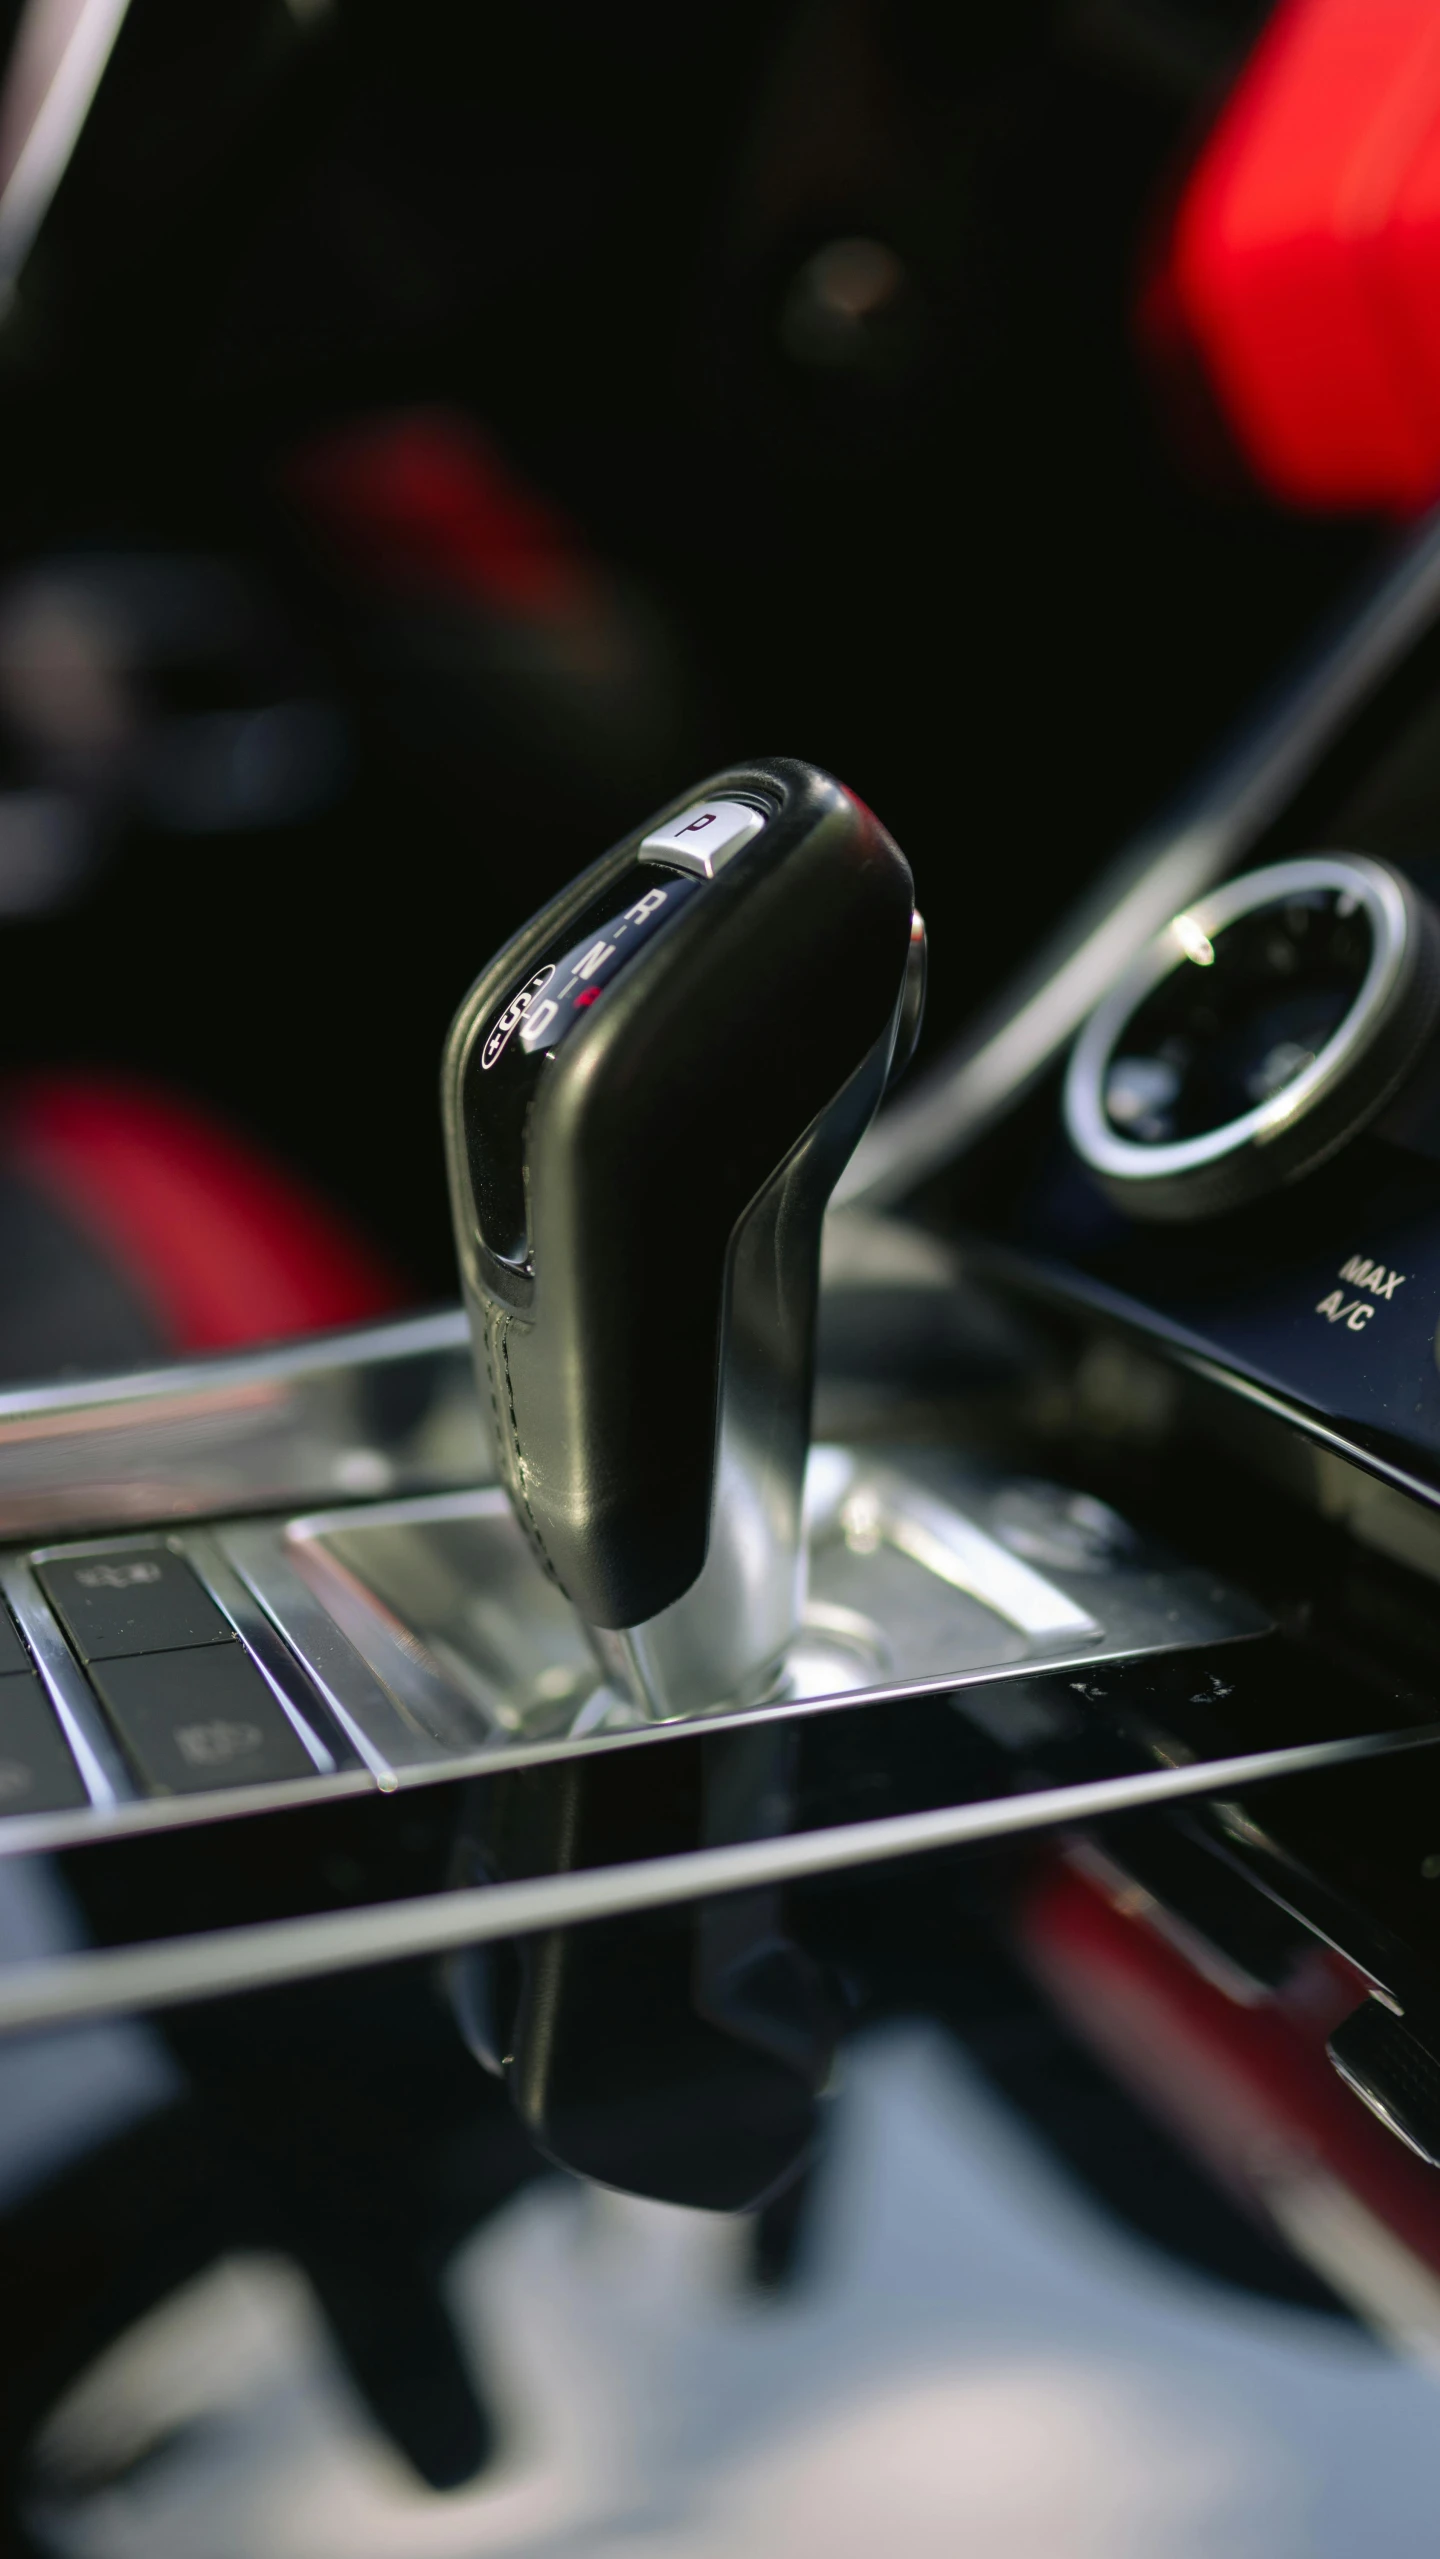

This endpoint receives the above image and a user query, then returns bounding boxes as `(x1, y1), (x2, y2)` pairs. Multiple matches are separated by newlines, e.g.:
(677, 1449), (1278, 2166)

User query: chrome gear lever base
(241, 1446), (1267, 1756)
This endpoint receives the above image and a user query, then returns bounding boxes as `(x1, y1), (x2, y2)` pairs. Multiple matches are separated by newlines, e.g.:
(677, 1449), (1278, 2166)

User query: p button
(638, 799), (766, 880)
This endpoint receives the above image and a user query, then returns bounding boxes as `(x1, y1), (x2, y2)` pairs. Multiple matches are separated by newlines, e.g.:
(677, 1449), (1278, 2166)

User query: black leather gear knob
(442, 757), (916, 1636)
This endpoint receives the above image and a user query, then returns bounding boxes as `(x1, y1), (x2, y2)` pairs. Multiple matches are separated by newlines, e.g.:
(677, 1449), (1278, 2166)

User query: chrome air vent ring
(1064, 853), (1440, 1222)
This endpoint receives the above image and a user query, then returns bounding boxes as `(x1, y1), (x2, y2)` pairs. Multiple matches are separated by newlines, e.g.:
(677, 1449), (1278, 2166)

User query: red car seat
(0, 1073), (405, 1382)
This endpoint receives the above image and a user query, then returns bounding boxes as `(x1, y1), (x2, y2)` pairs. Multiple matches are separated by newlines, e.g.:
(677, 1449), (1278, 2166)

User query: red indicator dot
(574, 987), (601, 1009)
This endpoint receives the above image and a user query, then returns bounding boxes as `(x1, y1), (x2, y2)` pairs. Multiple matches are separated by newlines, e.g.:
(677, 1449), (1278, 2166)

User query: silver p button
(638, 799), (766, 880)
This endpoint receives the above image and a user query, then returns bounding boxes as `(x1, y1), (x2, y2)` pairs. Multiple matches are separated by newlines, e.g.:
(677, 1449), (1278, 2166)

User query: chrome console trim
(179, 1532), (339, 1777)
(0, 1307), (490, 1541)
(0, 1251), (971, 1561)
(222, 1513), (485, 1773)
(0, 1630), (1264, 1861)
(214, 1529), (408, 1786)
(0, 1555), (132, 1805)
(830, 1461), (1100, 1644)
(0, 1720), (1431, 2039)
(217, 1459), (1263, 1770)
(0, 1437), (1272, 1857)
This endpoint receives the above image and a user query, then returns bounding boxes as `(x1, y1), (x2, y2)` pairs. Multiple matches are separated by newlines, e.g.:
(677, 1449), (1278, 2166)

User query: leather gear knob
(442, 757), (916, 1650)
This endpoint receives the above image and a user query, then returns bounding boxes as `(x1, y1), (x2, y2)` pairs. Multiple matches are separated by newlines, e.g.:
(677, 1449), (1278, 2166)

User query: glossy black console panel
(982, 1134), (1440, 1488)
(895, 548), (1440, 2216)
(943, 607), (1440, 1500)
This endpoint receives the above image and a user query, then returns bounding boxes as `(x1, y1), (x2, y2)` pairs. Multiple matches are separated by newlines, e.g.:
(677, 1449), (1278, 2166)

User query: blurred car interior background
(0, 0), (1413, 1368)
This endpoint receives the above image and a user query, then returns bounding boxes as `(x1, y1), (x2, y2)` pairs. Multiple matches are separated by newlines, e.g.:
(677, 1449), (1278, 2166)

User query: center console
(0, 755), (1423, 2237)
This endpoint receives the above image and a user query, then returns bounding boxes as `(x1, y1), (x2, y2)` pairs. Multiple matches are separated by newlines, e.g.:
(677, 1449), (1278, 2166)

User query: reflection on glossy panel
(11, 1992), (1440, 2556)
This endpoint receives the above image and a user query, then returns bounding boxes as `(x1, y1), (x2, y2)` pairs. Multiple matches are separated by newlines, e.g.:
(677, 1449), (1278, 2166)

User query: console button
(37, 1547), (233, 1662)
(0, 1672), (86, 1813)
(90, 1645), (315, 1793)
(638, 800), (766, 879)
(0, 1604), (27, 1678)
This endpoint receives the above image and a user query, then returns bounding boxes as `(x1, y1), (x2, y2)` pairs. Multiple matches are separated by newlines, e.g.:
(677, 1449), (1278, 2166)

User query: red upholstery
(1019, 1853), (1440, 2282)
(0, 1075), (405, 1352)
(1145, 0), (1440, 515)
(285, 409), (600, 620)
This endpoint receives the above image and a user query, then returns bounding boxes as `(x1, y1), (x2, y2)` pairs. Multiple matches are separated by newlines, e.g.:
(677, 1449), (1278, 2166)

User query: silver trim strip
(847, 1467), (1100, 1642)
(0, 1720), (1431, 2036)
(286, 1482), (544, 1540)
(0, 1554), (131, 1805)
(1327, 2041), (1439, 2166)
(0, 1306), (489, 1542)
(281, 1535), (495, 1757)
(221, 1523), (454, 1778)
(0, 1624), (1268, 1857)
(0, 1306), (470, 1424)
(839, 508), (1440, 1205)
(180, 1532), (338, 1777)
(0, 0), (132, 302)
(0, 1765), (377, 1854)
(217, 1536), (408, 1784)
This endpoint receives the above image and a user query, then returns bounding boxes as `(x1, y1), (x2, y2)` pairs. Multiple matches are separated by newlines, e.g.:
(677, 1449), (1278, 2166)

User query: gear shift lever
(442, 758), (919, 1718)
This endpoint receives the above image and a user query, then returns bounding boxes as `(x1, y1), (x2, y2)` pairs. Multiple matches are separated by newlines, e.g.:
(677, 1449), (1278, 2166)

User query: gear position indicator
(462, 804), (774, 1264)
(515, 876), (698, 1057)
